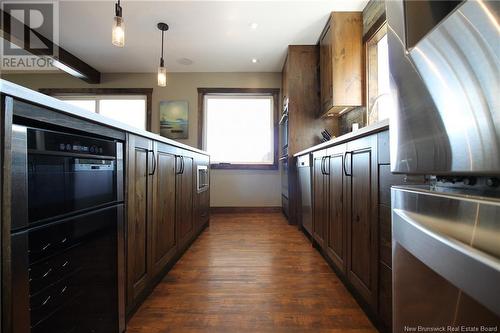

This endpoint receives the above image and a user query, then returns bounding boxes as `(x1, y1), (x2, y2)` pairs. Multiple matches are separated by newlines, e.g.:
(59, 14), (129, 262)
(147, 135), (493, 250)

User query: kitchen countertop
(0, 79), (209, 156)
(293, 119), (389, 157)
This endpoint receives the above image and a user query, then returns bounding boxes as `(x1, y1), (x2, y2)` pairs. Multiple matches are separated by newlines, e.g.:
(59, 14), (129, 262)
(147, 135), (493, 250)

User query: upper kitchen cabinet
(319, 12), (364, 118)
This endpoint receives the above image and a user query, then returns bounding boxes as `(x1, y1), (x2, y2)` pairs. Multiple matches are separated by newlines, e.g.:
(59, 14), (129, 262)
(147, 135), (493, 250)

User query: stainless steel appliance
(279, 97), (289, 158)
(197, 165), (209, 193)
(392, 187), (500, 331)
(297, 154), (312, 235)
(10, 125), (124, 333)
(388, 0), (500, 330)
(280, 97), (290, 217)
(280, 156), (289, 217)
(388, 0), (499, 175)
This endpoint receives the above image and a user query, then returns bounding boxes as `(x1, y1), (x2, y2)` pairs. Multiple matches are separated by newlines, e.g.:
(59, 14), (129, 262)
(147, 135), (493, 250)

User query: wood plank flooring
(127, 213), (377, 333)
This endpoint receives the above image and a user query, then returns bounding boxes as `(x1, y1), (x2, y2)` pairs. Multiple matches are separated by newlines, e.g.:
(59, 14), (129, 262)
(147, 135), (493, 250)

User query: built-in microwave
(197, 165), (209, 193)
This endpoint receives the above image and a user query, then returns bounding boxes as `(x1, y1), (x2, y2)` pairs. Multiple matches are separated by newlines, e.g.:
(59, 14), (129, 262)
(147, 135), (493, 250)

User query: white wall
(4, 72), (282, 207)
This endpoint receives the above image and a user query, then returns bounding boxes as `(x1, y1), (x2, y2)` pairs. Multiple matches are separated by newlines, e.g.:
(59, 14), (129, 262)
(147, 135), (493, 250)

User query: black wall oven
(10, 125), (124, 333)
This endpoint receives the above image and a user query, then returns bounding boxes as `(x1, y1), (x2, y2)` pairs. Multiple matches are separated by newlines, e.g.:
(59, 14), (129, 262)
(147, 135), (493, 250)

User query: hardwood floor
(127, 213), (377, 333)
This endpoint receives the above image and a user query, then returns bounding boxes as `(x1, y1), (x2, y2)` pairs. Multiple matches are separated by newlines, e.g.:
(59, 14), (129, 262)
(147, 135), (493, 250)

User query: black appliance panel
(11, 204), (122, 333)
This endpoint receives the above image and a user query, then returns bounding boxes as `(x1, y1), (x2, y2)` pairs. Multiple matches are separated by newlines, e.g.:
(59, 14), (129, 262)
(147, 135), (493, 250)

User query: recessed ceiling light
(252, 58), (259, 63)
(249, 22), (258, 30)
(177, 58), (194, 66)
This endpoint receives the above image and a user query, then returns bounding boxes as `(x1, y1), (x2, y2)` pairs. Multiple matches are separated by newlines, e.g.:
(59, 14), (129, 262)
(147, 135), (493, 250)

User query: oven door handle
(393, 208), (500, 316)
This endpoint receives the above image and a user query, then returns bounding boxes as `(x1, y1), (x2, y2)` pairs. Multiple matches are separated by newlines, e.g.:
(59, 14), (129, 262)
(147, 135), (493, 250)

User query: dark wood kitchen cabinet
(281, 45), (332, 226)
(325, 143), (347, 274)
(176, 155), (194, 251)
(319, 12), (363, 118)
(312, 149), (329, 249)
(306, 127), (411, 332)
(126, 134), (153, 309)
(313, 135), (378, 308)
(150, 142), (177, 278)
(125, 133), (209, 316)
(345, 134), (378, 310)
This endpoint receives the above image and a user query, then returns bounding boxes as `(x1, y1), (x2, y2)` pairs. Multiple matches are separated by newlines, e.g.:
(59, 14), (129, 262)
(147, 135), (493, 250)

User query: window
(366, 22), (392, 124)
(198, 88), (279, 170)
(39, 88), (152, 131)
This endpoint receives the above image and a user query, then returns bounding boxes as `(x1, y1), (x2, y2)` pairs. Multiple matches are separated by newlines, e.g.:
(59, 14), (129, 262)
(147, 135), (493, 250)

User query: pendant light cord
(161, 30), (164, 60)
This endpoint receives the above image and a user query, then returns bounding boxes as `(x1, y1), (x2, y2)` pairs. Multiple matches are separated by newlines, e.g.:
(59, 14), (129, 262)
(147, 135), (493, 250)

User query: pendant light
(112, 0), (125, 47)
(157, 22), (169, 87)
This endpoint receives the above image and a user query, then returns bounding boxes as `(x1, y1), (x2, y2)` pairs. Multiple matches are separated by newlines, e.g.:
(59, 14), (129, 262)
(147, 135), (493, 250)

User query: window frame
(197, 88), (280, 170)
(364, 15), (389, 125)
(39, 88), (153, 131)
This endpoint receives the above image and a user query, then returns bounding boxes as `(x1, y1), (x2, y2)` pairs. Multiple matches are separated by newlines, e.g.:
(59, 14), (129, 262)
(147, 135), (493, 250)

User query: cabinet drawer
(379, 204), (392, 267)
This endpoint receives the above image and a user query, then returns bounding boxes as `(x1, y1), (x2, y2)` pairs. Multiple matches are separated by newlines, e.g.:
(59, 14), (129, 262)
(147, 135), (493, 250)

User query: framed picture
(159, 100), (189, 139)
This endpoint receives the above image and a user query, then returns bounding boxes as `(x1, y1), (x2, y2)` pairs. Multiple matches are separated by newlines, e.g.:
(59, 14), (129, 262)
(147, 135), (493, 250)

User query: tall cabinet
(282, 45), (330, 225)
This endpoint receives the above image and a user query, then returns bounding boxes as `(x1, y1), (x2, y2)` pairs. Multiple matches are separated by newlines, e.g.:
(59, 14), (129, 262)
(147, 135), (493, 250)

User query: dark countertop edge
(293, 119), (389, 157)
(0, 79), (209, 156)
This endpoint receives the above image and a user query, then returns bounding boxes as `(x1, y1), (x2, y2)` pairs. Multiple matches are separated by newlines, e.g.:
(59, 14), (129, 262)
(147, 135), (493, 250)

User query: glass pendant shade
(158, 66), (167, 87)
(112, 16), (125, 47)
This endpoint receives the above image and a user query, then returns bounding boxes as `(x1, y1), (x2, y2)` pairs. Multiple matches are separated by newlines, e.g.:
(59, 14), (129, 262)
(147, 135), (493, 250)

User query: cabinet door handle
(149, 150), (156, 176)
(343, 152), (352, 177)
(320, 157), (325, 175)
(324, 156), (330, 175)
(181, 156), (185, 174)
(176, 156), (182, 174)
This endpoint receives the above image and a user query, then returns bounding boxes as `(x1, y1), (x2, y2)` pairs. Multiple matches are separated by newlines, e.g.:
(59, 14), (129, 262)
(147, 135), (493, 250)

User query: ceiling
(58, 0), (368, 73)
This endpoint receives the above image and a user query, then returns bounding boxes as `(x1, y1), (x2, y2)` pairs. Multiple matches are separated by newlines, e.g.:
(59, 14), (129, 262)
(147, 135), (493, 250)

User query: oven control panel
(27, 128), (116, 157)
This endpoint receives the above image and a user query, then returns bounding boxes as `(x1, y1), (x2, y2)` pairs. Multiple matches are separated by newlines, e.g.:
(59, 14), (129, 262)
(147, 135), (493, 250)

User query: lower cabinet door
(177, 155), (194, 249)
(326, 144), (346, 274)
(345, 135), (378, 309)
(126, 134), (153, 309)
(151, 142), (177, 277)
(312, 151), (328, 248)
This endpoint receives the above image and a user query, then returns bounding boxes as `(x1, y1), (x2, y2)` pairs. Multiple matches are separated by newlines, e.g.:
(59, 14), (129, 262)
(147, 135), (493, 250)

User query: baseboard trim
(210, 206), (282, 214)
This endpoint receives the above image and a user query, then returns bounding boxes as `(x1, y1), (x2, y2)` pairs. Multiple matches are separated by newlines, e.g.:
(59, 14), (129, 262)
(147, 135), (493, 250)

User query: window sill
(210, 163), (278, 170)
